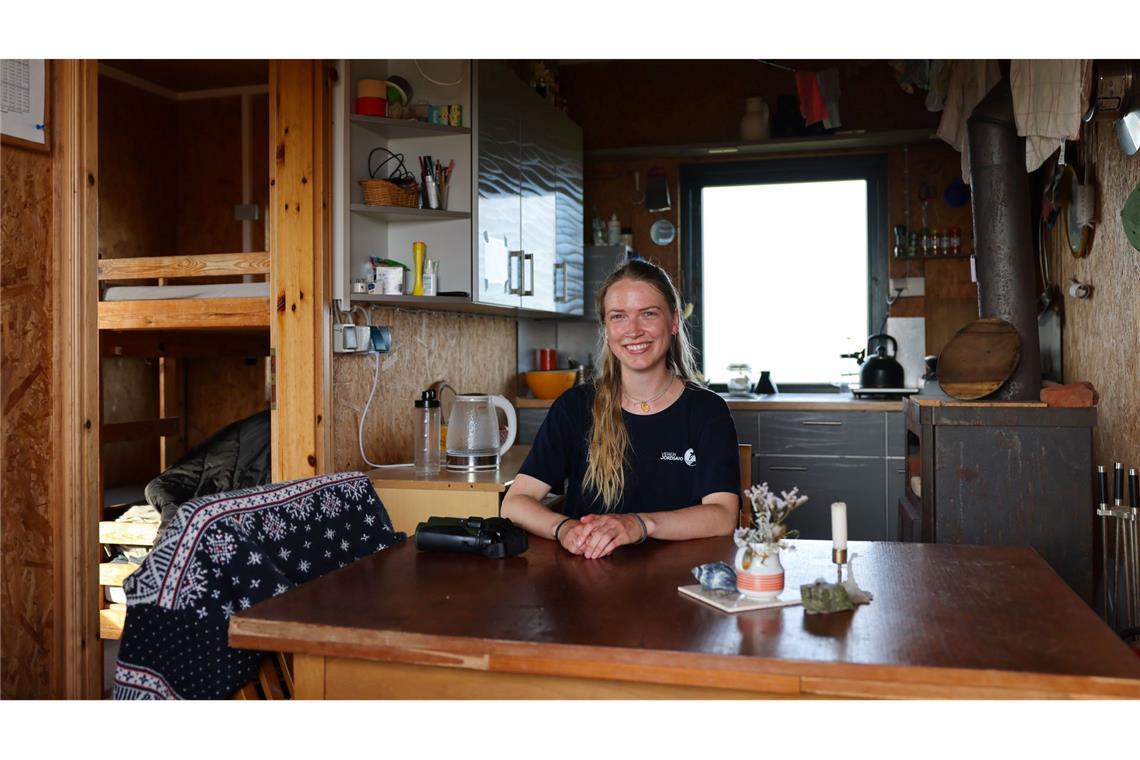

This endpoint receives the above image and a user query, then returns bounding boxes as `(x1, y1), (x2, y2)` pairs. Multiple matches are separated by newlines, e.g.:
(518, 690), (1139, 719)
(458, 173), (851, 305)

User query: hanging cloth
(795, 70), (829, 126)
(816, 67), (842, 129)
(936, 60), (1002, 184)
(1010, 59), (1093, 173)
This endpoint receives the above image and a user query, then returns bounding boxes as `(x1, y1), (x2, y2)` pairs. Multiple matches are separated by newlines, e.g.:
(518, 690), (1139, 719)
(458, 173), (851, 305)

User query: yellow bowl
(524, 369), (578, 399)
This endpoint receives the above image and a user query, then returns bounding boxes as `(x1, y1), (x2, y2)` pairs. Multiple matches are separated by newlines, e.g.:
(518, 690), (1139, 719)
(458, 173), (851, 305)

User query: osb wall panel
(1, 141), (56, 698)
(185, 357), (269, 449)
(1056, 126), (1140, 470)
(332, 310), (516, 470)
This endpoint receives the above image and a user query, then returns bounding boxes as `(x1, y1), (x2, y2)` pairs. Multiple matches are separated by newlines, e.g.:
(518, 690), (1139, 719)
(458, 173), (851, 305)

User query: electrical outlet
(889, 276), (925, 297)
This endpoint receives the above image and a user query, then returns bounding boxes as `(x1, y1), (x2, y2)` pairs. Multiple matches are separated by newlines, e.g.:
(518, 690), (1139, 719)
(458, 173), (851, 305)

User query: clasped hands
(557, 513), (647, 559)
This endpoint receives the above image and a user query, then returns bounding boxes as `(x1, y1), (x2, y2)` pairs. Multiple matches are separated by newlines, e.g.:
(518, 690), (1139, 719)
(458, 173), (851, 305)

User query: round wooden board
(938, 317), (1022, 400)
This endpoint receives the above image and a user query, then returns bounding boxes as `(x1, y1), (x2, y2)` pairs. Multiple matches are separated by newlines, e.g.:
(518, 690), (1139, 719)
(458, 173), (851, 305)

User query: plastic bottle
(607, 213), (622, 245)
(412, 241), (426, 296)
(414, 388), (441, 475)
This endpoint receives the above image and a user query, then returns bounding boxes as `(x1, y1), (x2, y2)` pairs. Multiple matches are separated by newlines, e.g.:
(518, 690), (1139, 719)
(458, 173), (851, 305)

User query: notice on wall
(1, 59), (46, 145)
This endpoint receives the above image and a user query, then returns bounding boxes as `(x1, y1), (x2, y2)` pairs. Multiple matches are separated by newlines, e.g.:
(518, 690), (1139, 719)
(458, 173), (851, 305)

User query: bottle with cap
(607, 213), (622, 245)
(412, 241), (426, 296)
(414, 388), (441, 475)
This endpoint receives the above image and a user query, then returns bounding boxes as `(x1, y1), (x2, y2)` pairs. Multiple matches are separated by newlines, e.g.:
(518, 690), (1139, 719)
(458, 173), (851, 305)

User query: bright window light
(701, 180), (869, 386)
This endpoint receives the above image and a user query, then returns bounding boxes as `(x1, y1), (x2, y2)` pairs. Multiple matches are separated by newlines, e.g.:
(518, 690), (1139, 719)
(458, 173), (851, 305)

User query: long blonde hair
(582, 260), (699, 511)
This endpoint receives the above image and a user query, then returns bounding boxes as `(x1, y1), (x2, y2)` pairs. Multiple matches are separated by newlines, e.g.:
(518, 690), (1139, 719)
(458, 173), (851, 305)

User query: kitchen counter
(367, 447), (533, 534)
(518, 393), (904, 412)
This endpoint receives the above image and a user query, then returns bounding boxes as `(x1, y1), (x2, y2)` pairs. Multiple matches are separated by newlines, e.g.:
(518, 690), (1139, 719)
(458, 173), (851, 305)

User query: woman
(502, 259), (740, 559)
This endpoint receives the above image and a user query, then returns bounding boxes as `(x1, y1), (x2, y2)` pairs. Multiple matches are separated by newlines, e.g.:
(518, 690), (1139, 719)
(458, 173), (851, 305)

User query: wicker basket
(360, 177), (419, 207)
(360, 147), (420, 208)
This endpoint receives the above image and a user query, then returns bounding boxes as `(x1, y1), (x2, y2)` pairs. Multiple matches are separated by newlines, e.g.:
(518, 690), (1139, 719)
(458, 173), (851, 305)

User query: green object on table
(800, 579), (855, 614)
(1122, 183), (1140, 252)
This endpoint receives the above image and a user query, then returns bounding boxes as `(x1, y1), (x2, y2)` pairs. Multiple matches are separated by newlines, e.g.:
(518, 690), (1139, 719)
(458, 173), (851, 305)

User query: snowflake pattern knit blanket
(113, 471), (404, 699)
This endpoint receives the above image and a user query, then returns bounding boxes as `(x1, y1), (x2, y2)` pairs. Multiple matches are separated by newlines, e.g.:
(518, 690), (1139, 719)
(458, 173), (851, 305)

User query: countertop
(517, 392), (904, 412)
(367, 445), (530, 492)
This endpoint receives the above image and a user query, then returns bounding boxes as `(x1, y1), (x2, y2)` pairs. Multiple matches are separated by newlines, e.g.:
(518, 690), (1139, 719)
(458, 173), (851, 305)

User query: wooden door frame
(52, 59), (101, 698)
(269, 60), (333, 481)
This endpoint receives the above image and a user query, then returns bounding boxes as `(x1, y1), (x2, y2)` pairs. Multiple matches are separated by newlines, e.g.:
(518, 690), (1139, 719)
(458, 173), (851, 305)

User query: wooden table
(228, 538), (1140, 699)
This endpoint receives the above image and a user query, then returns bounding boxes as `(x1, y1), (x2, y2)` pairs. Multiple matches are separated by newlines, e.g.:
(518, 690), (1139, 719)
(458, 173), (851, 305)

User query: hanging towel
(796, 70), (828, 126)
(816, 67), (842, 129)
(112, 471), (404, 699)
(925, 60), (951, 112)
(937, 60), (1002, 184)
(1010, 60), (1093, 173)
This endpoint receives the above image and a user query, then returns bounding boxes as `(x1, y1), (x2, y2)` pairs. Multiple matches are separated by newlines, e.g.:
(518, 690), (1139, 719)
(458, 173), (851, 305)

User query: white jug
(444, 394), (517, 471)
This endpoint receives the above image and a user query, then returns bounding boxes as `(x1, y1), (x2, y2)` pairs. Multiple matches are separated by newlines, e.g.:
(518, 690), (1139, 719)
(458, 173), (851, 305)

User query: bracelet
(553, 517), (573, 541)
(632, 513), (648, 545)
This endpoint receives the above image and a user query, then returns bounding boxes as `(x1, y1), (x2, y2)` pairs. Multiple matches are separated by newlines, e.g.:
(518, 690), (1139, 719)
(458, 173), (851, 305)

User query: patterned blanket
(113, 471), (404, 699)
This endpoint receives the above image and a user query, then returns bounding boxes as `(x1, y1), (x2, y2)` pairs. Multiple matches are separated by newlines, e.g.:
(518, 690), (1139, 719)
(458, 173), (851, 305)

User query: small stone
(800, 579), (855, 614)
(692, 561), (737, 593)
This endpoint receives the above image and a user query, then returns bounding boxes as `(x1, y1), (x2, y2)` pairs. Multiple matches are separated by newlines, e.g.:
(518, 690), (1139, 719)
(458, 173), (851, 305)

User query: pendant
(639, 401), (650, 412)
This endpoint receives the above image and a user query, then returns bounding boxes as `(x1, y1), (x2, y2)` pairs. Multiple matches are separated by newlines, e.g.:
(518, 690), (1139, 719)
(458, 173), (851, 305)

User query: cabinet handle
(522, 253), (535, 296)
(801, 420), (842, 427)
(554, 261), (567, 302)
(769, 465), (808, 472)
(508, 250), (522, 295)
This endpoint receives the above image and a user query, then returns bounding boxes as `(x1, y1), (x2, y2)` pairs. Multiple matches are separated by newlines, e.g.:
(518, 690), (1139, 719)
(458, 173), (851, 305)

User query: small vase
(734, 544), (784, 600)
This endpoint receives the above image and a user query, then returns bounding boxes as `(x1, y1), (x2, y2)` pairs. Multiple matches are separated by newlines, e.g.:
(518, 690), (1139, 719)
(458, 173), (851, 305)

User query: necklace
(623, 376), (675, 413)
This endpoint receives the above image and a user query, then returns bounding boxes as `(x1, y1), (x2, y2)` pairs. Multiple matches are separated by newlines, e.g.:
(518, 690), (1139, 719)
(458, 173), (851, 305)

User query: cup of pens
(419, 155), (455, 210)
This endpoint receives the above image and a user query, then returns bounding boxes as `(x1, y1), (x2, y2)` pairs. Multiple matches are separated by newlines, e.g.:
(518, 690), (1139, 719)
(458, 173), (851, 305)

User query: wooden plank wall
(1, 92), (59, 700)
(332, 309), (516, 469)
(1055, 123), (1140, 469)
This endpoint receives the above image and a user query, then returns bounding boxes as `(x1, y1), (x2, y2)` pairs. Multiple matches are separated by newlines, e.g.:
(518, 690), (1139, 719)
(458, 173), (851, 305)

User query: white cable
(414, 60), (465, 87)
(358, 350), (412, 469)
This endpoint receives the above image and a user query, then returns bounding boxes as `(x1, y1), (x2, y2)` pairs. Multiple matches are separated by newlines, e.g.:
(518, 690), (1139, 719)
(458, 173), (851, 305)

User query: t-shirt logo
(660, 449), (697, 467)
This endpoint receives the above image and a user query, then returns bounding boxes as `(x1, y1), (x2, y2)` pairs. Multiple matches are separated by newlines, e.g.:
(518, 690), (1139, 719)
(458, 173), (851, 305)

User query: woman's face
(603, 278), (678, 375)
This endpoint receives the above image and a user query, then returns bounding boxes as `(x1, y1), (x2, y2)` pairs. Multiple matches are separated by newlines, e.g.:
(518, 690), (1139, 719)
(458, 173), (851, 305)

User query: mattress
(103, 282), (269, 301)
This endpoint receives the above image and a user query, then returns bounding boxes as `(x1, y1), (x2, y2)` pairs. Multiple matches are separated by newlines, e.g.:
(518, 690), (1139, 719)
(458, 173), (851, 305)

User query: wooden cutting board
(938, 317), (1022, 400)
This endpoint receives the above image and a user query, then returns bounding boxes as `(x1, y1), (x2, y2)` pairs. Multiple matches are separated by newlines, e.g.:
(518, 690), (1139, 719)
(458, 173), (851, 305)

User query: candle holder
(832, 547), (848, 584)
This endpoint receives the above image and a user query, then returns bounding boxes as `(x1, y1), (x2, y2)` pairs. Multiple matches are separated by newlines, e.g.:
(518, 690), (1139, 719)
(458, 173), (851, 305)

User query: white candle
(831, 502), (848, 551)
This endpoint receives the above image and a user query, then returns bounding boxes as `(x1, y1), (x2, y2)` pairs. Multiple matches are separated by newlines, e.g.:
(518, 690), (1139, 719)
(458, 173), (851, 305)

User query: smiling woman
(501, 260), (741, 559)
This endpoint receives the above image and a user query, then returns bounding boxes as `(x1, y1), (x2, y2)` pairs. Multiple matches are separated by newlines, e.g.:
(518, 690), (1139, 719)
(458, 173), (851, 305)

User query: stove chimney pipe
(966, 78), (1042, 401)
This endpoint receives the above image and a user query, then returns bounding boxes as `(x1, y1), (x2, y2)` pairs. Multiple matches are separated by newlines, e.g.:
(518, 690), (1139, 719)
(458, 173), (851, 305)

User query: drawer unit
(887, 410), (905, 457)
(754, 411), (885, 457)
(886, 457), (905, 540)
(753, 455), (886, 541)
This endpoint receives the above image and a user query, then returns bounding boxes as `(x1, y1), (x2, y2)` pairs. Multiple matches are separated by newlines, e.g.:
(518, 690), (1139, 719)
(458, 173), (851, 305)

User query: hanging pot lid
(1121, 182), (1140, 252)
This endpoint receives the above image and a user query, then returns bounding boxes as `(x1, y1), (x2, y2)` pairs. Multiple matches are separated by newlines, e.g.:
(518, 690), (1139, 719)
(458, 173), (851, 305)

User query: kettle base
(445, 452), (501, 471)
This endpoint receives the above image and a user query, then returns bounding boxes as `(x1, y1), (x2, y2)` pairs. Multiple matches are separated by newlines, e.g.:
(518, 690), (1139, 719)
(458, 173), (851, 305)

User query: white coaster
(677, 584), (802, 613)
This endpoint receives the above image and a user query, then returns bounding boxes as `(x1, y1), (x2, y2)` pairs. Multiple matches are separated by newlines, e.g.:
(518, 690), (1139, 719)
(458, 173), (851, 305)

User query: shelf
(350, 294), (580, 319)
(350, 114), (471, 138)
(893, 254), (972, 261)
(585, 128), (936, 160)
(350, 204), (470, 222)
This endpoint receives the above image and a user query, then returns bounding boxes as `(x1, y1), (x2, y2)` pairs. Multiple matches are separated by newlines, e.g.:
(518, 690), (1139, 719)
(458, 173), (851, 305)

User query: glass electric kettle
(444, 394), (518, 471)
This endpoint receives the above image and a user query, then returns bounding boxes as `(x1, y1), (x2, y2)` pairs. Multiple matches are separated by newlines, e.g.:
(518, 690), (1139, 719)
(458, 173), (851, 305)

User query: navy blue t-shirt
(519, 382), (740, 517)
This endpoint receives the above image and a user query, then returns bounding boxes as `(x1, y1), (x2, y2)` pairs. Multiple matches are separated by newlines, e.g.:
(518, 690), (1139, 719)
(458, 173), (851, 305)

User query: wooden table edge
(228, 618), (1140, 699)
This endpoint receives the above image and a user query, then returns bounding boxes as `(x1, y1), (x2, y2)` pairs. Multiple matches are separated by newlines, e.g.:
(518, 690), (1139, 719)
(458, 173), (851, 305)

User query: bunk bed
(97, 251), (272, 640)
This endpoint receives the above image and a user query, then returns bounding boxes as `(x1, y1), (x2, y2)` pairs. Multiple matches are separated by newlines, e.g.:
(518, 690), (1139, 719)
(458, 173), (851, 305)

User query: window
(681, 155), (888, 388)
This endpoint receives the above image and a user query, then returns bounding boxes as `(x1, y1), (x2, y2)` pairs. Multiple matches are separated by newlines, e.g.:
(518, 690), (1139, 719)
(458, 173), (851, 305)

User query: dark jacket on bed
(147, 409), (271, 534)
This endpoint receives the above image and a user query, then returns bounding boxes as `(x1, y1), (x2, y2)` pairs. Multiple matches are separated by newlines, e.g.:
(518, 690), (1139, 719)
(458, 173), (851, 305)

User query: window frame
(680, 154), (889, 390)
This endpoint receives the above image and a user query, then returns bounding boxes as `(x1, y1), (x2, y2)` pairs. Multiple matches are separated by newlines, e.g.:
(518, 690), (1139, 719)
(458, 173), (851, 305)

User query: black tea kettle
(857, 334), (905, 389)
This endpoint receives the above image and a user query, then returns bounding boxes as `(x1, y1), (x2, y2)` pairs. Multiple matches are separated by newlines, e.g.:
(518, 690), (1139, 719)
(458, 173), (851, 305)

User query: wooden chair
(738, 443), (753, 528)
(233, 653), (294, 700)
